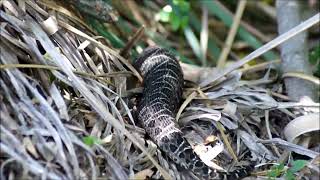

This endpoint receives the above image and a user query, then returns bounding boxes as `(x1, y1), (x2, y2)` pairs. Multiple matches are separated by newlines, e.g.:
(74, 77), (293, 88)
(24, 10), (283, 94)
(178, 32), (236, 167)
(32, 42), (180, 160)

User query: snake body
(134, 47), (252, 179)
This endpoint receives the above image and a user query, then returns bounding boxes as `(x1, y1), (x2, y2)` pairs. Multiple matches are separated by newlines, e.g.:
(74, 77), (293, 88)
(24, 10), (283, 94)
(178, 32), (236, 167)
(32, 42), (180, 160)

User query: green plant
(156, 0), (190, 31)
(268, 163), (285, 179)
(267, 160), (308, 180)
(82, 136), (103, 147)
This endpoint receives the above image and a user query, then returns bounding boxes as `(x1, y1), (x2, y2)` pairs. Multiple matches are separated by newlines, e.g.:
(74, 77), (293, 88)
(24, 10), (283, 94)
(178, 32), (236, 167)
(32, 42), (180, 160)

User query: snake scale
(134, 47), (252, 179)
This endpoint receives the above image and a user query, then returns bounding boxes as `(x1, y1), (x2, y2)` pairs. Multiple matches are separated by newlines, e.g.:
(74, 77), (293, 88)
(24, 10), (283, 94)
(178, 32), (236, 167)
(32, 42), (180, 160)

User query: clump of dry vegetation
(0, 0), (319, 180)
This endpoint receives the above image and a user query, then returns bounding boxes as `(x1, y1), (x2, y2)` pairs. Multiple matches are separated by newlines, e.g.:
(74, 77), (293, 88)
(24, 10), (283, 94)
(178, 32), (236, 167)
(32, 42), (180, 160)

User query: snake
(134, 46), (253, 179)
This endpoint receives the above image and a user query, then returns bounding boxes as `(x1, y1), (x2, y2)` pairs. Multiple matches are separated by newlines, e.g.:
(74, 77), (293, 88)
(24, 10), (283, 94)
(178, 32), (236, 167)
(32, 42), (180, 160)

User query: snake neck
(134, 46), (183, 113)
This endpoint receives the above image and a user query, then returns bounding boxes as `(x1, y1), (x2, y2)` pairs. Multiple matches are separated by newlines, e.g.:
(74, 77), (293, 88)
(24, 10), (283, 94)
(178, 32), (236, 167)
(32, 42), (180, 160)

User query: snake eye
(172, 156), (178, 162)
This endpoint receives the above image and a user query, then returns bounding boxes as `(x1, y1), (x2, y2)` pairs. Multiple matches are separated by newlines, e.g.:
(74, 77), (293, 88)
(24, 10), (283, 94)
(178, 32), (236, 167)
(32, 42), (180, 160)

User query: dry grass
(0, 1), (319, 180)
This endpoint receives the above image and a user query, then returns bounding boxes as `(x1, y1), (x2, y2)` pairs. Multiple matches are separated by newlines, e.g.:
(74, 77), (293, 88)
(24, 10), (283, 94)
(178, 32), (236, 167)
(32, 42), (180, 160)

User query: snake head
(134, 46), (180, 77)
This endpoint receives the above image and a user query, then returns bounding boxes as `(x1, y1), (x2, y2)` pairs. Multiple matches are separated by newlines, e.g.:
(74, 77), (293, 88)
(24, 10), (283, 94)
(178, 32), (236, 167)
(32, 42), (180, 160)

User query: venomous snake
(134, 47), (253, 179)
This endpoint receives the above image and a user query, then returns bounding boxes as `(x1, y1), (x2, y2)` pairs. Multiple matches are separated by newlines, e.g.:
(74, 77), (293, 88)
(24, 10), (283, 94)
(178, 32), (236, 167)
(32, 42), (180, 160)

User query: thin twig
(200, 5), (208, 66)
(239, 60), (280, 74)
(282, 72), (320, 85)
(0, 64), (115, 85)
(200, 13), (320, 88)
(264, 110), (281, 157)
(120, 26), (145, 59)
(217, 0), (247, 68)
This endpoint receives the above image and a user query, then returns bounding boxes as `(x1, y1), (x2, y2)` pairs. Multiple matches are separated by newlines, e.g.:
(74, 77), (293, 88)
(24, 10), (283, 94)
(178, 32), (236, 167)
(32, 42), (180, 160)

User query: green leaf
(158, 10), (171, 22)
(285, 170), (295, 180)
(278, 163), (285, 171)
(309, 45), (320, 64)
(268, 169), (280, 179)
(173, 0), (190, 12)
(189, 12), (221, 63)
(180, 16), (189, 30)
(309, 45), (320, 77)
(267, 169), (277, 178)
(201, 0), (278, 61)
(82, 136), (102, 147)
(157, 0), (190, 31)
(267, 163), (285, 178)
(88, 19), (124, 48)
(170, 13), (181, 31)
(184, 26), (202, 63)
(289, 160), (307, 173)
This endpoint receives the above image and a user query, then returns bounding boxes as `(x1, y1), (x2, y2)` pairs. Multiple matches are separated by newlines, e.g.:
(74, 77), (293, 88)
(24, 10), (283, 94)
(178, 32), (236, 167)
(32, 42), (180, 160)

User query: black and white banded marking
(134, 47), (253, 179)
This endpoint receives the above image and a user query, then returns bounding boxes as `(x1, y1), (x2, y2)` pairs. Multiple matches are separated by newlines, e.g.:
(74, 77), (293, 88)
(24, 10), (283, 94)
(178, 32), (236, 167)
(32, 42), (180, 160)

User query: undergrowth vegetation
(0, 0), (319, 180)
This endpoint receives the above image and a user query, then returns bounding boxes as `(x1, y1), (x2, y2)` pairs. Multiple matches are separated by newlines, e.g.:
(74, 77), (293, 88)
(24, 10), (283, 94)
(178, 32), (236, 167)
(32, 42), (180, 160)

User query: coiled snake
(134, 47), (252, 179)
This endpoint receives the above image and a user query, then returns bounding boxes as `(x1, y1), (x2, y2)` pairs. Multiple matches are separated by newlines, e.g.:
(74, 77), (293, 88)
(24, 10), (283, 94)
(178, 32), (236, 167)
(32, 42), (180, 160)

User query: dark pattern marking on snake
(134, 46), (253, 179)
